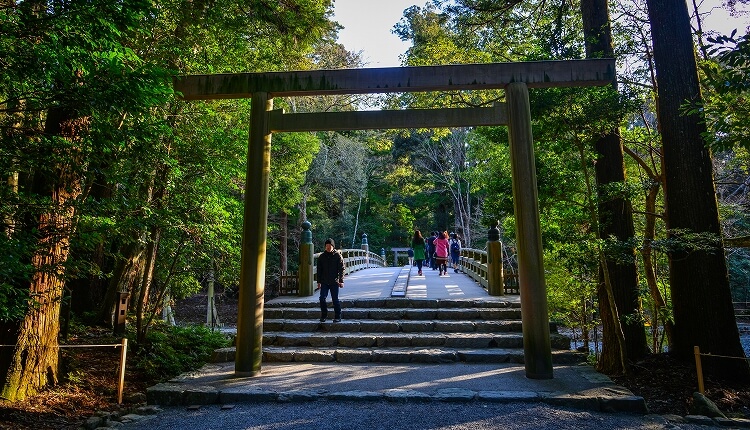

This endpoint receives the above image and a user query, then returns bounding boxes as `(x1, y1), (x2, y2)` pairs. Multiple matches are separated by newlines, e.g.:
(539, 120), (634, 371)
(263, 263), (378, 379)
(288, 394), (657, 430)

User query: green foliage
(270, 132), (321, 214)
(0, 233), (32, 322)
(130, 323), (230, 381)
(700, 31), (750, 151)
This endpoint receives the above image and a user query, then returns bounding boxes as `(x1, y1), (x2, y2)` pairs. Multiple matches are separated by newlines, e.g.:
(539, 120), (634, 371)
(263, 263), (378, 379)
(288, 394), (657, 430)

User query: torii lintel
(174, 59), (615, 100)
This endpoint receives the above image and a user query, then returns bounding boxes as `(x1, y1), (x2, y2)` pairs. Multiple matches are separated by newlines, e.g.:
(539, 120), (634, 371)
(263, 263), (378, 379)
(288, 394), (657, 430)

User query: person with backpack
(449, 232), (462, 273)
(427, 231), (437, 270)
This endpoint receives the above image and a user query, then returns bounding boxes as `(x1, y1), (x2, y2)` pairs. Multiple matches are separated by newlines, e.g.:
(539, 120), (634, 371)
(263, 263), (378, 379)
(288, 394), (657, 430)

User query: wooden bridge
(278, 247), (519, 298)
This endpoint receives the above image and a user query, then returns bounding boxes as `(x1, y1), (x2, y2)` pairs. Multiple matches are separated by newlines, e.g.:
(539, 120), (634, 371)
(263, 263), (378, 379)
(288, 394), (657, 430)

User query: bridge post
(361, 233), (369, 266)
(487, 221), (504, 296)
(236, 92), (273, 376)
(506, 82), (553, 380)
(299, 221), (314, 296)
(381, 248), (386, 265)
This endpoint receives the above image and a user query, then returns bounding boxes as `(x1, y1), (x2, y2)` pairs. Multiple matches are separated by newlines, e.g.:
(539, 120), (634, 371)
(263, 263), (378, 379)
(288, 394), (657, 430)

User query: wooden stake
(694, 345), (705, 394)
(118, 338), (128, 404)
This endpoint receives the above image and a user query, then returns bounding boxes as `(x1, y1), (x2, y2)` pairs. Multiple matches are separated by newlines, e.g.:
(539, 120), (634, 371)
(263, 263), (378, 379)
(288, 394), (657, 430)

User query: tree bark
(136, 226), (161, 343)
(0, 107), (84, 401)
(640, 182), (674, 350)
(646, 0), (750, 380)
(581, 0), (647, 370)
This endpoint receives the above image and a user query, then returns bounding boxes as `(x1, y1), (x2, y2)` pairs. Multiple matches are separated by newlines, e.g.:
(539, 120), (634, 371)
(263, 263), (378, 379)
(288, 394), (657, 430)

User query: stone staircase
(212, 298), (584, 364)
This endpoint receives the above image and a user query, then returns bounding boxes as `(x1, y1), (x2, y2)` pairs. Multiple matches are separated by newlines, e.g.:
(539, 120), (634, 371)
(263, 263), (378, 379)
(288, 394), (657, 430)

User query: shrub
(130, 323), (229, 381)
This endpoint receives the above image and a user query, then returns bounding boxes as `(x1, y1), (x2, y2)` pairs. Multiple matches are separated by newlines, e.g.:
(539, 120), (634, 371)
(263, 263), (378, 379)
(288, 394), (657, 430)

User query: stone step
(263, 319), (558, 333)
(262, 332), (572, 350)
(211, 346), (584, 365)
(265, 298), (521, 309)
(264, 307), (522, 320)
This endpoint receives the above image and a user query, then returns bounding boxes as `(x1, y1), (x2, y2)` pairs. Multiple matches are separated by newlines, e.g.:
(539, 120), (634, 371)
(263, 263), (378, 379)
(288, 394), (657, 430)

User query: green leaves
(700, 31), (750, 151)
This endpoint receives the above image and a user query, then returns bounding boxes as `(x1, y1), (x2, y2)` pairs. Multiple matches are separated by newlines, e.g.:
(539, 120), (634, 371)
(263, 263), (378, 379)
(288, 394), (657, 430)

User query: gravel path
(115, 401), (714, 430)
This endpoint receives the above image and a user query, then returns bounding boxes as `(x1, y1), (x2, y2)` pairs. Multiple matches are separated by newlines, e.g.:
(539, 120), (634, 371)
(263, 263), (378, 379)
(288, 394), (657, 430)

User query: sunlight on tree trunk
(1, 109), (84, 401)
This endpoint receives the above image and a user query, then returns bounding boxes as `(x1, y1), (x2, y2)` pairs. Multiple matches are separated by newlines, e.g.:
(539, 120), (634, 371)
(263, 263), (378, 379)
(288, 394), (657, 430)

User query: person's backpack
(450, 239), (460, 253)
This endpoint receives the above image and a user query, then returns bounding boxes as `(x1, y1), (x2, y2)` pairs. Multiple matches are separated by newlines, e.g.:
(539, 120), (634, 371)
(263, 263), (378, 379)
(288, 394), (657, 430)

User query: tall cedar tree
(0, 0), (172, 400)
(645, 0), (750, 379)
(580, 0), (647, 372)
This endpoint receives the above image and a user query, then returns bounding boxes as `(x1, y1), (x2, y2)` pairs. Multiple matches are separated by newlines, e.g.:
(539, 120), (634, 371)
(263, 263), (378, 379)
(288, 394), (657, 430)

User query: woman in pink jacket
(433, 231), (450, 276)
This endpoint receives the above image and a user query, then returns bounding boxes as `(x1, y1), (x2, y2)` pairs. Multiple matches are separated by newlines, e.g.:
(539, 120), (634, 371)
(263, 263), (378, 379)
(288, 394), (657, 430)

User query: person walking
(407, 247), (414, 267)
(434, 231), (450, 276)
(428, 231), (438, 270)
(411, 230), (426, 276)
(449, 232), (462, 273)
(317, 238), (345, 323)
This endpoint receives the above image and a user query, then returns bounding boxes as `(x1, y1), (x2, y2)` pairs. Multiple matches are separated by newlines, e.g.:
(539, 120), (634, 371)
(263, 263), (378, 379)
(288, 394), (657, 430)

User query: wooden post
(117, 338), (128, 404)
(506, 82), (553, 379)
(694, 346), (705, 394)
(362, 234), (369, 267)
(206, 267), (220, 328)
(235, 92), (273, 376)
(298, 221), (314, 296)
(487, 221), (504, 296)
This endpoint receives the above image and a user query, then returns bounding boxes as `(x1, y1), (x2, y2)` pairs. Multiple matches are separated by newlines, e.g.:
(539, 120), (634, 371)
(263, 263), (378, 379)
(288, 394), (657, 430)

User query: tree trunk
(136, 226), (161, 343)
(646, 0), (750, 380)
(96, 239), (146, 326)
(640, 182), (674, 350)
(581, 0), (647, 368)
(0, 107), (84, 401)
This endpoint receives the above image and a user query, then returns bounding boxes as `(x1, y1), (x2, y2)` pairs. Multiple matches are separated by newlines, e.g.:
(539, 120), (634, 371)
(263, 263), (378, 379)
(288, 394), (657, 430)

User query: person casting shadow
(317, 238), (345, 323)
(411, 230), (426, 276)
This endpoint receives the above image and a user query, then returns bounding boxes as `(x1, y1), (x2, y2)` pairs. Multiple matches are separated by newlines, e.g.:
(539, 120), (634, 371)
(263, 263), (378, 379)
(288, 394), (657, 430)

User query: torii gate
(175, 59), (615, 380)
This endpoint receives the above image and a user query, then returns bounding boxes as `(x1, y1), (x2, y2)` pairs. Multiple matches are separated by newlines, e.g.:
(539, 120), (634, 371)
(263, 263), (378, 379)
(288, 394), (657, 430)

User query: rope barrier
(0, 339), (129, 404)
(694, 345), (750, 395)
(695, 351), (750, 361)
(0, 344), (122, 348)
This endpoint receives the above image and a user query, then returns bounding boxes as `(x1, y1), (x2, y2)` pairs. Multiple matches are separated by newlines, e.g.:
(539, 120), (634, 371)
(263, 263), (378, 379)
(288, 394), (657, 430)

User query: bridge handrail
(457, 248), (489, 289)
(457, 247), (519, 294)
(312, 248), (386, 279)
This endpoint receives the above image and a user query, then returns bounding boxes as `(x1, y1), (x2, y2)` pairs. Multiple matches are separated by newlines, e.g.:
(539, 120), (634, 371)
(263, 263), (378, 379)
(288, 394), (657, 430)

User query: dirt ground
(1, 291), (749, 429)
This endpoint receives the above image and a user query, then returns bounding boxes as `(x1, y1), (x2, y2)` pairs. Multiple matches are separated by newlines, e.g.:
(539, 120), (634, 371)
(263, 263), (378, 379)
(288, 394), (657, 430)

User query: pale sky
(332, 0), (750, 68)
(332, 0), (420, 67)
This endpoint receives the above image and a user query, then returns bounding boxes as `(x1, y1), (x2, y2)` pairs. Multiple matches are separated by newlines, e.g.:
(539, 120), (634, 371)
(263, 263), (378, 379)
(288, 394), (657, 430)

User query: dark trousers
(416, 259), (424, 271)
(319, 283), (341, 319)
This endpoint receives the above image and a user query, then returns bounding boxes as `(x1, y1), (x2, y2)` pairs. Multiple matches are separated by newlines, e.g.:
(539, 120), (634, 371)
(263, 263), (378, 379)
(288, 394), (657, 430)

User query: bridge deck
(268, 266), (520, 304)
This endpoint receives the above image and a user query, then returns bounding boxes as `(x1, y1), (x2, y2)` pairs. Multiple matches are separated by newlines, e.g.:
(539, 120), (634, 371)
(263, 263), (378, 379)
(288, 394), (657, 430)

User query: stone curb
(211, 346), (584, 364)
(145, 383), (649, 414)
(265, 298), (522, 309)
(390, 265), (411, 297)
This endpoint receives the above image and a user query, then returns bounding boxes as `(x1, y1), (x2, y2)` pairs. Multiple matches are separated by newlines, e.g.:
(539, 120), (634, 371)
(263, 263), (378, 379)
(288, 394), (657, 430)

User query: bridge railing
(313, 248), (386, 278)
(278, 235), (386, 297)
(458, 248), (489, 289)
(457, 247), (519, 295)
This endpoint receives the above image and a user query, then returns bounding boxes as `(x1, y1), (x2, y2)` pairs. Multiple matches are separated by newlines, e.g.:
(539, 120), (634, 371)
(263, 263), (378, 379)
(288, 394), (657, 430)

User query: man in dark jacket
(317, 238), (345, 322)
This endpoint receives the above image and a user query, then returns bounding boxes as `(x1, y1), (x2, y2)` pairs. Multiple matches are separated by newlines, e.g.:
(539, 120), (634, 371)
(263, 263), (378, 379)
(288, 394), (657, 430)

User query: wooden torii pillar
(175, 59), (615, 379)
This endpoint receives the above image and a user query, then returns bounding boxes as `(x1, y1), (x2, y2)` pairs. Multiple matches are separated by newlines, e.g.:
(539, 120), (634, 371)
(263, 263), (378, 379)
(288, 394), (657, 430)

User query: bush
(130, 323), (229, 381)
